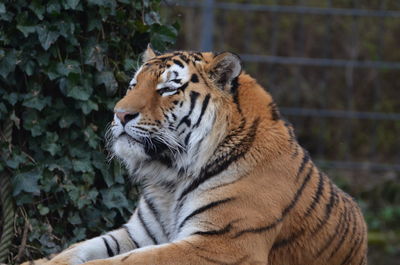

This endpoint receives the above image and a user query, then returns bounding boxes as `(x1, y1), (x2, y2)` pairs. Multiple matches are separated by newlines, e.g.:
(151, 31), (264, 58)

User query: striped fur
(22, 47), (367, 265)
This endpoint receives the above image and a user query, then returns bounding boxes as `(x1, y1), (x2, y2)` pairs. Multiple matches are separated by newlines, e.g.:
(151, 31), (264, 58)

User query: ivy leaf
(65, 0), (81, 10)
(144, 11), (160, 25)
(0, 49), (17, 78)
(5, 152), (28, 169)
(68, 213), (82, 225)
(0, 3), (5, 14)
(72, 159), (93, 173)
(12, 169), (41, 196)
(36, 25), (60, 50)
(36, 52), (50, 66)
(57, 20), (75, 38)
(83, 126), (100, 148)
(101, 186), (129, 210)
(41, 132), (61, 156)
(23, 110), (45, 136)
(58, 111), (79, 128)
(95, 71), (118, 96)
(57, 60), (81, 76)
(72, 227), (86, 242)
(17, 25), (37, 37)
(3, 92), (19, 105)
(79, 100), (98, 115)
(85, 44), (105, 71)
(20, 60), (36, 76)
(22, 92), (51, 111)
(67, 85), (92, 100)
(46, 0), (61, 14)
(151, 25), (178, 51)
(29, 1), (46, 20)
(123, 58), (136, 71)
(38, 204), (50, 215)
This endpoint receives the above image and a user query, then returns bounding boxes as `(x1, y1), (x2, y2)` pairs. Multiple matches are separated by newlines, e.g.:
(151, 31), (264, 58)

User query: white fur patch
(156, 64), (190, 96)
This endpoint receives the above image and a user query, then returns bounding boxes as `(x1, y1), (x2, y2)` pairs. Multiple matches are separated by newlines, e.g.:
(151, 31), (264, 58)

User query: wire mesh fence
(164, 0), (400, 175)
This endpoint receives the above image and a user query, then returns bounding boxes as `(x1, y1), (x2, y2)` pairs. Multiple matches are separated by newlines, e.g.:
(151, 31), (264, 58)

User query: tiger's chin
(111, 134), (183, 185)
(112, 134), (150, 165)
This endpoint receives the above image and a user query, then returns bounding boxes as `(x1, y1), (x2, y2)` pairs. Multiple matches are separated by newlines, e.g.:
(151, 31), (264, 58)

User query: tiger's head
(109, 46), (279, 184)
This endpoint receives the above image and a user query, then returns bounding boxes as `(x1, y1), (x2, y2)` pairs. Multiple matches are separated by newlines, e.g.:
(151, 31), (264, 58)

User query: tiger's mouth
(117, 131), (172, 156)
(118, 132), (143, 145)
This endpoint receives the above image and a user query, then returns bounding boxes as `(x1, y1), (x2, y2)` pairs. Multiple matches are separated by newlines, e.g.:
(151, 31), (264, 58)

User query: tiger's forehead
(130, 51), (212, 86)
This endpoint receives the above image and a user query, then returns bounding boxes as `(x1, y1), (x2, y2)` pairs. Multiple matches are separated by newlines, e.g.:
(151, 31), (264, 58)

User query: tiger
(22, 45), (368, 265)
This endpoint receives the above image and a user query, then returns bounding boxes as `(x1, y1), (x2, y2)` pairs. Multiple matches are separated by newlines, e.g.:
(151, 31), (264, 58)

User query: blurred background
(0, 0), (399, 264)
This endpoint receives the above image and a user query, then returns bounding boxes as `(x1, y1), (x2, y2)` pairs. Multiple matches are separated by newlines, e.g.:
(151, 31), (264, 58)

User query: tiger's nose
(115, 111), (139, 125)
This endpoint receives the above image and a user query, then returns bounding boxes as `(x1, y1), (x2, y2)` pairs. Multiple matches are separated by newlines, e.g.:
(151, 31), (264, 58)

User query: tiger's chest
(139, 175), (233, 242)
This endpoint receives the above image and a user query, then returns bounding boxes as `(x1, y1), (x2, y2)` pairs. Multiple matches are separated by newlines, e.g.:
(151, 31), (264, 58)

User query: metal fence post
(200, 0), (214, 51)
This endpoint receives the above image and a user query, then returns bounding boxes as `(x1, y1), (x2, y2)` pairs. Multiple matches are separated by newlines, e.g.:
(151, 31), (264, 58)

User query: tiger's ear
(207, 52), (241, 90)
(142, 44), (156, 63)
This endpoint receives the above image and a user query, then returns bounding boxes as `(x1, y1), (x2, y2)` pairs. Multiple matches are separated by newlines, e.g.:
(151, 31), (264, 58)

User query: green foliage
(0, 0), (178, 262)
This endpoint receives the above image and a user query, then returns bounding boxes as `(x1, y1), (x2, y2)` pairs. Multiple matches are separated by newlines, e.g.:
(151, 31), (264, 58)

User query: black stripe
(193, 94), (211, 128)
(328, 205), (353, 259)
(193, 55), (202, 61)
(197, 255), (226, 265)
(122, 225), (139, 248)
(191, 74), (199, 83)
(177, 118), (259, 203)
(194, 52), (204, 58)
(268, 101), (280, 121)
(338, 207), (364, 265)
(193, 220), (237, 236)
(108, 234), (120, 254)
(179, 54), (190, 63)
(339, 230), (364, 265)
(283, 120), (295, 141)
(173, 59), (184, 68)
(233, 218), (282, 238)
(204, 178), (241, 193)
(316, 203), (347, 257)
(291, 144), (300, 158)
(177, 91), (199, 129)
(312, 181), (338, 235)
(283, 165), (313, 216)
(121, 253), (134, 262)
(304, 171), (325, 217)
(295, 149), (310, 181)
(358, 255), (366, 265)
(178, 82), (189, 92)
(234, 164), (313, 239)
(143, 195), (169, 238)
(171, 78), (182, 84)
(184, 132), (191, 145)
(230, 77), (242, 113)
(102, 237), (114, 257)
(197, 254), (249, 265)
(178, 198), (234, 230)
(271, 229), (305, 250)
(283, 120), (300, 158)
(137, 208), (158, 244)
